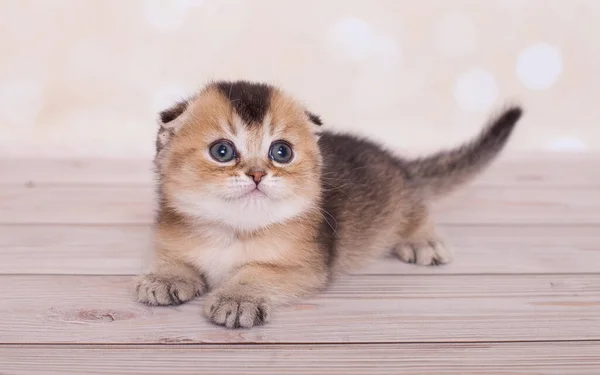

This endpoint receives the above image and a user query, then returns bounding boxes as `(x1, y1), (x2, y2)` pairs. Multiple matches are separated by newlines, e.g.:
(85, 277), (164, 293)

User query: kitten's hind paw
(394, 238), (453, 266)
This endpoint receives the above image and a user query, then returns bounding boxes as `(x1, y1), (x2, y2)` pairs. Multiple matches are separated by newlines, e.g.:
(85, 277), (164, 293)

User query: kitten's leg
(205, 264), (327, 328)
(393, 217), (453, 266)
(135, 254), (207, 306)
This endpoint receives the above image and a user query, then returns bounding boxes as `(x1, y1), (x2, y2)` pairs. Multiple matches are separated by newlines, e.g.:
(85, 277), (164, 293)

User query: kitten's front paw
(394, 238), (453, 266)
(135, 273), (205, 306)
(205, 292), (272, 329)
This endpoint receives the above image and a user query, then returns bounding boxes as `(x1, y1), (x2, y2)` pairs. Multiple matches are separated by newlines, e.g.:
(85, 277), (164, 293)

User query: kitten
(135, 80), (523, 328)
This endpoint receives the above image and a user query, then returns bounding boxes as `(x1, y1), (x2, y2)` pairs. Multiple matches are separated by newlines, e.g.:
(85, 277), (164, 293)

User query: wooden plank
(1, 224), (599, 275)
(1, 274), (598, 344)
(1, 184), (599, 225)
(2, 342), (600, 375)
(0, 159), (155, 186)
(2, 155), (600, 187)
(433, 186), (600, 224)
(0, 186), (155, 224)
(0, 225), (152, 275)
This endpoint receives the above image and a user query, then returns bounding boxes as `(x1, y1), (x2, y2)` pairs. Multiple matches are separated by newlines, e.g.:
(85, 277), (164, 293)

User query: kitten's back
(316, 106), (523, 273)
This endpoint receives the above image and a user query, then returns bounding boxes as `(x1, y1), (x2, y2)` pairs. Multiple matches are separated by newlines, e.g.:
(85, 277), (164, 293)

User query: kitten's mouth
(242, 187), (268, 198)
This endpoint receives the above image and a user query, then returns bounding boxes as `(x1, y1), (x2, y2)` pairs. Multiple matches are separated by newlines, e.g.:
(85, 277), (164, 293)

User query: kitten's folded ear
(155, 98), (192, 155)
(305, 110), (323, 140)
(305, 111), (322, 126)
(159, 100), (189, 124)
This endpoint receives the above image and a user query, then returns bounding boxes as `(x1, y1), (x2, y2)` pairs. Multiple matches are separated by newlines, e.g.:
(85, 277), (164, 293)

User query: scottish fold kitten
(135, 80), (523, 328)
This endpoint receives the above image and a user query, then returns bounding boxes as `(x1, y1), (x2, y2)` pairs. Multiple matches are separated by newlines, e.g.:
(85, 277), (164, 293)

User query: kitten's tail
(404, 105), (523, 199)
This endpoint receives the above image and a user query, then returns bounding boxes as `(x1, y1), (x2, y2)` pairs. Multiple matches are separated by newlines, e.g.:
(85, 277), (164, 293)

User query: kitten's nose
(246, 169), (266, 184)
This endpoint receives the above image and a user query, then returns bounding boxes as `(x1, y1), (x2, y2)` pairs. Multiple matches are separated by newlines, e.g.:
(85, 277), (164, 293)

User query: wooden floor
(1, 155), (600, 374)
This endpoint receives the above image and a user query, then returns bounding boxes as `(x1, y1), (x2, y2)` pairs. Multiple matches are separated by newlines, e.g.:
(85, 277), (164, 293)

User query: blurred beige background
(1, 0), (598, 158)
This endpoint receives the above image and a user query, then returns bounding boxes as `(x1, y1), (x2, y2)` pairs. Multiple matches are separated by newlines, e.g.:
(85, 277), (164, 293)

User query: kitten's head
(156, 81), (323, 232)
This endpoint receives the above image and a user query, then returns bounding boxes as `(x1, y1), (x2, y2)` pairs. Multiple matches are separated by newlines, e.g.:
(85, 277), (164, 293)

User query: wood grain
(2, 157), (599, 372)
(0, 225), (152, 275)
(1, 274), (599, 344)
(0, 186), (154, 224)
(0, 159), (155, 186)
(1, 224), (598, 275)
(2, 184), (599, 224)
(3, 154), (600, 187)
(2, 342), (600, 375)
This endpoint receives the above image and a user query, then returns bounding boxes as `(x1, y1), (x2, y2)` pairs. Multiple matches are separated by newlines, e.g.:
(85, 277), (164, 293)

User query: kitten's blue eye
(209, 140), (236, 163)
(269, 141), (293, 164)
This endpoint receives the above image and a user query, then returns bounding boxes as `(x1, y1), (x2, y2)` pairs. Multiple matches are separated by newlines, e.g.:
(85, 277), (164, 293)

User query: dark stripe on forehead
(215, 80), (272, 126)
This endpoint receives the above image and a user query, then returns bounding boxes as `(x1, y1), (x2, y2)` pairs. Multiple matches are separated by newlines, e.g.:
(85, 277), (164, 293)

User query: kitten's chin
(171, 191), (314, 232)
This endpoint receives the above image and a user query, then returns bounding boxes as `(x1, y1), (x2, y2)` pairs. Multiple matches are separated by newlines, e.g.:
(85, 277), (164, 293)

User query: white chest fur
(185, 228), (285, 288)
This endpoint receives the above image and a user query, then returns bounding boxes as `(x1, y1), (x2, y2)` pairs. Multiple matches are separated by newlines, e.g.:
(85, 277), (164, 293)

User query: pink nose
(246, 170), (266, 184)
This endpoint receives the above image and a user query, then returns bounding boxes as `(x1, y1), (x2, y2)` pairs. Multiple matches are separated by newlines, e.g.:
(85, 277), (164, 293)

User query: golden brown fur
(135, 80), (523, 328)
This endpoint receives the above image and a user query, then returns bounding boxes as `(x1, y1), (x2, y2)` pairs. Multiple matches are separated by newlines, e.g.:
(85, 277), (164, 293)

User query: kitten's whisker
(291, 184), (349, 195)
(290, 194), (339, 236)
(316, 207), (339, 237)
(320, 181), (350, 192)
